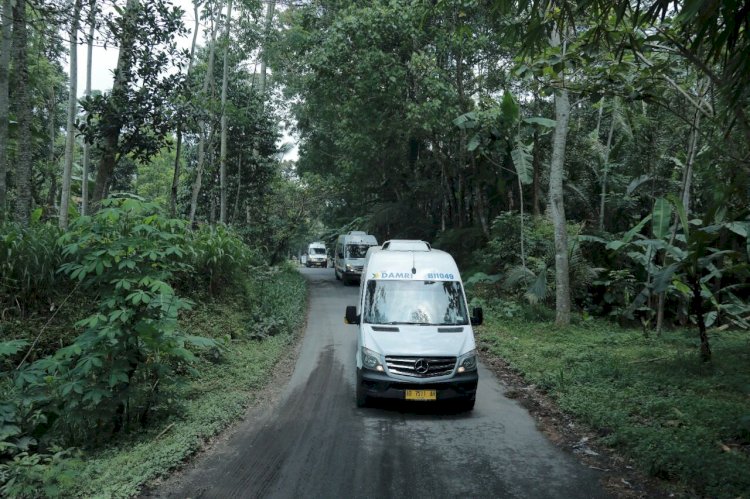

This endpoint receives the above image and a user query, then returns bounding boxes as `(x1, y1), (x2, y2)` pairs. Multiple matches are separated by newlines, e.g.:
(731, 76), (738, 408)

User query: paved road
(155, 268), (607, 498)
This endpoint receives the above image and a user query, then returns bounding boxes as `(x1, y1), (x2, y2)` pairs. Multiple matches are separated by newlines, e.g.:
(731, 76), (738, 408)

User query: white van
(305, 241), (328, 268)
(334, 231), (378, 285)
(345, 240), (483, 410)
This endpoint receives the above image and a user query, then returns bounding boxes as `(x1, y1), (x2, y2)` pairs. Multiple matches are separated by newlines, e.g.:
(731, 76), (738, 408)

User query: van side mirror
(470, 307), (483, 326)
(345, 306), (360, 325)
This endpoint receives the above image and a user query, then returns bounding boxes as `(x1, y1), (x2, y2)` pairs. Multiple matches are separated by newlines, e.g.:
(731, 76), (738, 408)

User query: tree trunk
(92, 0), (140, 206)
(531, 127), (541, 216)
(169, 0), (200, 217)
(258, 0), (275, 99)
(12, 0), (32, 225)
(689, 274), (711, 362)
(46, 86), (58, 213)
(597, 105), (616, 231)
(0, 0), (12, 217)
(549, 28), (572, 326)
(232, 151), (241, 223)
(656, 105), (702, 333)
(189, 11), (218, 226)
(60, 0), (83, 229)
(219, 0), (233, 225)
(81, 0), (96, 216)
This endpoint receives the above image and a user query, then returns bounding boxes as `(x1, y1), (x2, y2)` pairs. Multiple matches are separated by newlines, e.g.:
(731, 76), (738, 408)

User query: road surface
(154, 267), (607, 498)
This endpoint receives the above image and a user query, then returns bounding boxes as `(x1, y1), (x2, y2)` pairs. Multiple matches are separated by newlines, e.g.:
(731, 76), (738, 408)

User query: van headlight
(361, 347), (384, 372)
(346, 264), (354, 271)
(457, 350), (477, 373)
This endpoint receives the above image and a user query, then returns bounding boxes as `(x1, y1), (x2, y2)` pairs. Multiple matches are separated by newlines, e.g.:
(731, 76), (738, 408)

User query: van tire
(457, 398), (475, 412)
(355, 381), (368, 407)
(335, 269), (341, 280)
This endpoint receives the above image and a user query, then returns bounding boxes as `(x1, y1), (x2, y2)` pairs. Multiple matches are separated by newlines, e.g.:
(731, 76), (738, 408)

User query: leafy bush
(0, 223), (64, 315)
(15, 197), (216, 445)
(185, 225), (261, 294)
(478, 213), (598, 307)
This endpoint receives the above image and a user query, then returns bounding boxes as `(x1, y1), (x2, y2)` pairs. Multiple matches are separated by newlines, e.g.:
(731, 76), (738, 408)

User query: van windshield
(346, 244), (370, 258)
(363, 280), (468, 326)
(310, 248), (326, 254)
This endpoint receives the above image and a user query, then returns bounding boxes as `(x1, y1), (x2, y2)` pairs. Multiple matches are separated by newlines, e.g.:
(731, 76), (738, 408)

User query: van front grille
(385, 356), (456, 378)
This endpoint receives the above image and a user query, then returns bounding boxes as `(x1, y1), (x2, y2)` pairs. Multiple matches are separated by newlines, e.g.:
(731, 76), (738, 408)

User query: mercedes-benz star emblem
(414, 359), (430, 374)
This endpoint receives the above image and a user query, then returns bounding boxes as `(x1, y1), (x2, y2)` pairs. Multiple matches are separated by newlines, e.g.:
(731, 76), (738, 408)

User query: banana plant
(454, 91), (555, 268)
(609, 196), (750, 361)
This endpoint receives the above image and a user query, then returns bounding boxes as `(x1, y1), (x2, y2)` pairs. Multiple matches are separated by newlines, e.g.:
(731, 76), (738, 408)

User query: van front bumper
(357, 368), (478, 401)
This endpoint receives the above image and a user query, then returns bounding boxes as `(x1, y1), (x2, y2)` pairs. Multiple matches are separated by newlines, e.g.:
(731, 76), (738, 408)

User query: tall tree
(189, 9), (218, 226)
(12, 0), (32, 225)
(86, 0), (187, 205)
(60, 0), (83, 228)
(219, 0), (233, 224)
(81, 0), (96, 216)
(0, 0), (12, 217)
(169, 0), (201, 217)
(258, 0), (275, 98)
(548, 26), (572, 325)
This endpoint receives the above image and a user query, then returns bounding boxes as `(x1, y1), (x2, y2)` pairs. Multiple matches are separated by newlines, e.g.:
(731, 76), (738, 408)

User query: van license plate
(405, 389), (436, 401)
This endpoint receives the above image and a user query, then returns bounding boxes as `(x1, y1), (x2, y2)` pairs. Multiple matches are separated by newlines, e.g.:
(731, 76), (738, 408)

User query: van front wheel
(456, 397), (475, 412)
(356, 380), (368, 407)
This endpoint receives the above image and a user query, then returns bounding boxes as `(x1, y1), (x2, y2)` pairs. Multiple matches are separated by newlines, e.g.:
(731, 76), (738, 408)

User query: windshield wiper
(383, 321), (432, 326)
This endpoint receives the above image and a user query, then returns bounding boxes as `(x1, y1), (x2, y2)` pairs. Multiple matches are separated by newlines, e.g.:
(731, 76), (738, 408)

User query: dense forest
(1, 0), (749, 496)
(271, 0), (749, 341)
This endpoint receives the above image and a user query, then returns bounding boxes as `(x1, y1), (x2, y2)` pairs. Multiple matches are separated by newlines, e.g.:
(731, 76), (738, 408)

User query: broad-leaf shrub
(15, 197), (216, 443)
(478, 213), (597, 306)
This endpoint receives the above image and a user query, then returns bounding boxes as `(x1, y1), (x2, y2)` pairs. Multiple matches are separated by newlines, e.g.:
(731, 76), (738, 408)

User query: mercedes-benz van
(345, 240), (482, 410)
(306, 241), (328, 268)
(334, 231), (378, 285)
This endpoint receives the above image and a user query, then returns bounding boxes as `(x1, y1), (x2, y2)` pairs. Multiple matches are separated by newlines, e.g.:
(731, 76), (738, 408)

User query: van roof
(339, 233), (378, 245)
(381, 240), (431, 251)
(365, 245), (460, 281)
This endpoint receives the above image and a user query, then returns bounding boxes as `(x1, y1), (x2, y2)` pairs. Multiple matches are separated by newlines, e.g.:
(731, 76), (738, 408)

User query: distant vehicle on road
(305, 242), (328, 268)
(344, 239), (483, 410)
(334, 231), (378, 285)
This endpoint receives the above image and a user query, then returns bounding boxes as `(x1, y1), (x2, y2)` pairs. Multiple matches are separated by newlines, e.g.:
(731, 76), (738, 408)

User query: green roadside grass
(476, 311), (750, 498)
(56, 268), (307, 498)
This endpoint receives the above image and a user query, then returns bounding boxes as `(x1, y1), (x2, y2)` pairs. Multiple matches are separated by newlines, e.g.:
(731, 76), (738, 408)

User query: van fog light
(376, 365), (384, 372)
(457, 366), (466, 373)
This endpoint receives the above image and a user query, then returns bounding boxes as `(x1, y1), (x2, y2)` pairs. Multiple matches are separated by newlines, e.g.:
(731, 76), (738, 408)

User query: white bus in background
(334, 231), (378, 285)
(344, 240), (482, 411)
(305, 241), (328, 268)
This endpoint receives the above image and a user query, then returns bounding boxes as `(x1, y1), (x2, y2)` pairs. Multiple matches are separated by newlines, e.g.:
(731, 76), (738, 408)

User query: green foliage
(0, 447), (77, 498)
(17, 196), (215, 444)
(186, 225), (261, 294)
(606, 197), (750, 357)
(0, 223), (63, 313)
(49, 269), (305, 497)
(432, 227), (486, 269)
(478, 317), (750, 497)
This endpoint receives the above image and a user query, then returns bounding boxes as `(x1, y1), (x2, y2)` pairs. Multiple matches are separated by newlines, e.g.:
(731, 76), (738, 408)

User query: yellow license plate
(405, 389), (436, 401)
